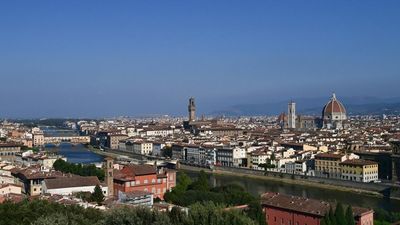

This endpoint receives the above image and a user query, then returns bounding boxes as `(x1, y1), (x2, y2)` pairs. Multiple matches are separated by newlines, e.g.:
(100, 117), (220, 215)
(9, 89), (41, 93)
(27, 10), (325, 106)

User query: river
(45, 143), (104, 164)
(185, 171), (400, 212)
(41, 126), (104, 164)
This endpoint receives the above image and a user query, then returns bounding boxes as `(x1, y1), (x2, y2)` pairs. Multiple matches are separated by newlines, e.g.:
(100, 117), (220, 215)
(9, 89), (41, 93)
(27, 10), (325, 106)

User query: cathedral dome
(322, 93), (347, 121)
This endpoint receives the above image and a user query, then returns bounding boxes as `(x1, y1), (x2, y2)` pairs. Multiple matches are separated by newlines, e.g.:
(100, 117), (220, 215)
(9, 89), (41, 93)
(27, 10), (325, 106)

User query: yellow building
(315, 153), (345, 179)
(340, 159), (379, 183)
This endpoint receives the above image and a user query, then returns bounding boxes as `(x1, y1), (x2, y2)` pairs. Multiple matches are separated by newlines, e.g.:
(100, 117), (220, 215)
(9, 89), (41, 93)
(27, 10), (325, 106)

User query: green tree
(164, 172), (192, 204)
(329, 207), (336, 225)
(188, 202), (257, 225)
(345, 206), (355, 225)
(100, 206), (173, 225)
(32, 213), (76, 225)
(190, 170), (210, 191)
(90, 185), (105, 205)
(53, 159), (105, 181)
(335, 203), (346, 225)
(247, 200), (267, 225)
(162, 146), (173, 158)
(169, 206), (188, 224)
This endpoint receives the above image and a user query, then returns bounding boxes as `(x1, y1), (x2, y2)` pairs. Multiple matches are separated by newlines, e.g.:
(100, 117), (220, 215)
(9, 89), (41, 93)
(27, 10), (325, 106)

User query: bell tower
(105, 157), (114, 196)
(188, 97), (196, 122)
(288, 101), (296, 129)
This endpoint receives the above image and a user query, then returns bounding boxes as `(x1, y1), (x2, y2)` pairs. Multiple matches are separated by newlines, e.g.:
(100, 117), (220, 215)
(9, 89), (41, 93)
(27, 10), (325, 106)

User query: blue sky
(1, 1), (399, 118)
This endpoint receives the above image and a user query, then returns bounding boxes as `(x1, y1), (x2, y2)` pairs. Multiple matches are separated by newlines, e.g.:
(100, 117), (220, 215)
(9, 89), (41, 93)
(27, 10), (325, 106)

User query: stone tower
(188, 97), (196, 122)
(105, 157), (114, 196)
(288, 101), (296, 129)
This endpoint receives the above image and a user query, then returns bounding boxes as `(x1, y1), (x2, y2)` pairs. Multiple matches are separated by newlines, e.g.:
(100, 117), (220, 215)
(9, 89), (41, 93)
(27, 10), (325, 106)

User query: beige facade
(0, 144), (21, 162)
(315, 153), (346, 179)
(108, 134), (128, 150)
(33, 134), (44, 147)
(340, 160), (379, 182)
(0, 184), (21, 195)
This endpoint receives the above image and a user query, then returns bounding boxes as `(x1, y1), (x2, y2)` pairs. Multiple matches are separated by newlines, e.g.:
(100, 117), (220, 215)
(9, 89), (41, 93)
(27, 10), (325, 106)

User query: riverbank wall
(179, 164), (399, 199)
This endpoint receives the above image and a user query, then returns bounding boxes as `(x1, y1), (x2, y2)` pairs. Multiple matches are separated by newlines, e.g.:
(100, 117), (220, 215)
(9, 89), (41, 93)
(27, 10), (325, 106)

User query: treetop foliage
(53, 159), (105, 181)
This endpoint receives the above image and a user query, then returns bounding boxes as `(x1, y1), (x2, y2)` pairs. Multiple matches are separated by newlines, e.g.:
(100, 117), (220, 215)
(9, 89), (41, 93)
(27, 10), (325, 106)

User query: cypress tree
(329, 206), (337, 225)
(91, 184), (105, 205)
(345, 206), (355, 225)
(335, 202), (346, 225)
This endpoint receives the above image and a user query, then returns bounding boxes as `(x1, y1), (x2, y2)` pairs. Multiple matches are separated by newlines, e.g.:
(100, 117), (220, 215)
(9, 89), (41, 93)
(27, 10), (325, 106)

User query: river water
(45, 143), (104, 164)
(185, 171), (400, 212)
(42, 127), (104, 164)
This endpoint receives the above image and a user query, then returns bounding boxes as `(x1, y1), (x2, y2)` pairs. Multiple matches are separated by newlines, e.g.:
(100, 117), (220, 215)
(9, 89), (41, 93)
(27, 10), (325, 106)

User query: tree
(31, 213), (74, 225)
(162, 146), (173, 158)
(164, 172), (192, 204)
(329, 207), (336, 225)
(190, 170), (210, 191)
(247, 200), (267, 225)
(335, 202), (346, 225)
(188, 202), (257, 225)
(53, 159), (105, 181)
(345, 206), (355, 225)
(91, 185), (105, 205)
(270, 152), (276, 161)
(169, 206), (188, 224)
(101, 206), (173, 225)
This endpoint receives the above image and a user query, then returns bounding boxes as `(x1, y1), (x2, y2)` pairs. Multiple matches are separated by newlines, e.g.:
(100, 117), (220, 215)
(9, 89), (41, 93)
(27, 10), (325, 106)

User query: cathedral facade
(279, 93), (347, 130)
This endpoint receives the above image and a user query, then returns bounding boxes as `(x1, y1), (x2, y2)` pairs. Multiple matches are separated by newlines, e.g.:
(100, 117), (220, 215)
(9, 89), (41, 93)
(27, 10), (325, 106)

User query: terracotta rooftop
(44, 176), (100, 189)
(261, 192), (372, 218)
(315, 153), (344, 159)
(114, 164), (157, 181)
(340, 159), (378, 166)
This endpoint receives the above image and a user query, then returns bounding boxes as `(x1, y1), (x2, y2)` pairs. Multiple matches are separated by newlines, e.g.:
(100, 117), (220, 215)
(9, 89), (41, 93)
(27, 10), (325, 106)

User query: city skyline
(1, 1), (400, 118)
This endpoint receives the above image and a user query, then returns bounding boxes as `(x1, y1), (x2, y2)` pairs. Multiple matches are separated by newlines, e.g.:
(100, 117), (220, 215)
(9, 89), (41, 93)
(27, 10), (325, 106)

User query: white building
(117, 190), (153, 207)
(250, 148), (271, 170)
(126, 140), (153, 155)
(285, 160), (307, 175)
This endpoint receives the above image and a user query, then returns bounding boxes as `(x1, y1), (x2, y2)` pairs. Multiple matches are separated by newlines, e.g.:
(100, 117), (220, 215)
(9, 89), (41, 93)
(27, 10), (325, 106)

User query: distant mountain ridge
(211, 96), (400, 116)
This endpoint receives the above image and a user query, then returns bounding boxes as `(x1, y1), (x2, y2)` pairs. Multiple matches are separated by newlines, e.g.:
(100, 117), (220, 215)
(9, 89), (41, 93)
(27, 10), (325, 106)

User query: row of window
(0, 152), (16, 156)
(125, 178), (166, 187)
(316, 161), (339, 166)
(143, 187), (166, 194)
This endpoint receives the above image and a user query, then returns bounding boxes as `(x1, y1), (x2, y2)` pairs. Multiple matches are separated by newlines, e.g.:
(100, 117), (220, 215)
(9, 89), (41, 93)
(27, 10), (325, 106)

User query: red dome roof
(322, 93), (346, 114)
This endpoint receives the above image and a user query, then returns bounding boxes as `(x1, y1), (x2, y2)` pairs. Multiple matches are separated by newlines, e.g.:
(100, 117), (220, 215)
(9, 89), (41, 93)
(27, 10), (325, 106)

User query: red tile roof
(261, 192), (372, 218)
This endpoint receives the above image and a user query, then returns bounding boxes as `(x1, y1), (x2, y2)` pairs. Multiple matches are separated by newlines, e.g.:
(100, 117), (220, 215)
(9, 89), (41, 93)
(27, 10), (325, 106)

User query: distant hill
(211, 96), (400, 116)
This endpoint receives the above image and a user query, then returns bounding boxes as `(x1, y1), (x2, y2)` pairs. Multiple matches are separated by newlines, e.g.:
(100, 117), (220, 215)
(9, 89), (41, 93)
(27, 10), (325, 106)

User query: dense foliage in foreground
(0, 200), (258, 225)
(0, 200), (102, 225)
(320, 202), (355, 225)
(374, 208), (400, 225)
(53, 159), (105, 181)
(164, 171), (266, 225)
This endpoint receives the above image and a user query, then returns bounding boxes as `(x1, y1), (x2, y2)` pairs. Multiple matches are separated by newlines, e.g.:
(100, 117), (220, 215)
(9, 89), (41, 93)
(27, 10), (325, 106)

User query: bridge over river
(40, 127), (90, 146)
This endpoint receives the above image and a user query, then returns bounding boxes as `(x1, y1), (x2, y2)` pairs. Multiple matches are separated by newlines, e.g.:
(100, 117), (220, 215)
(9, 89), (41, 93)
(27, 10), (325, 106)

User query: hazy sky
(1, 1), (399, 118)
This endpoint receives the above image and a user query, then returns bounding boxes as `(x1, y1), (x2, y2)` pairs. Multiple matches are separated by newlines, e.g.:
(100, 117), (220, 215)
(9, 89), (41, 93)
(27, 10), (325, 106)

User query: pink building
(261, 192), (374, 225)
(113, 164), (176, 200)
